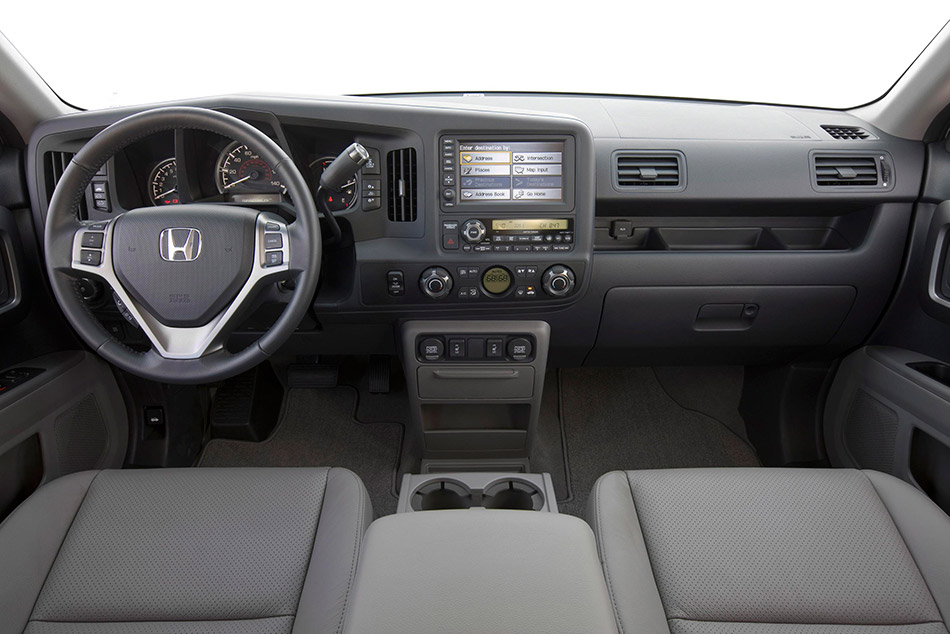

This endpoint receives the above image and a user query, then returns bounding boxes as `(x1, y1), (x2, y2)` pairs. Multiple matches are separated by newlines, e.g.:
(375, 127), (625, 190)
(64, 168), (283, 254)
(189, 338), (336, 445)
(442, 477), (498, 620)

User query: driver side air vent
(44, 151), (75, 204)
(44, 151), (88, 216)
(614, 151), (685, 191)
(821, 125), (874, 140)
(387, 148), (417, 222)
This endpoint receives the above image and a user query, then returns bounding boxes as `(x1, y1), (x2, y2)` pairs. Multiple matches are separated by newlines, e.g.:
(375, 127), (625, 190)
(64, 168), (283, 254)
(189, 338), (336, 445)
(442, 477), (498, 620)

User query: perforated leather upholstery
(588, 468), (950, 634)
(0, 467), (372, 634)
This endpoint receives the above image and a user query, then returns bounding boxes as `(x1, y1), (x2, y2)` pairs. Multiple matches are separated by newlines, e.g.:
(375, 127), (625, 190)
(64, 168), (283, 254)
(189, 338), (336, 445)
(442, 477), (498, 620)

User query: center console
(400, 320), (550, 465)
(341, 510), (619, 634)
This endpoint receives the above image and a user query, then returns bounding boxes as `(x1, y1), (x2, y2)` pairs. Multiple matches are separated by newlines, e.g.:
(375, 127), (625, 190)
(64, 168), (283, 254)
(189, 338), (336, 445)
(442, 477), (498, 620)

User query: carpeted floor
(199, 387), (403, 516)
(556, 367), (760, 516)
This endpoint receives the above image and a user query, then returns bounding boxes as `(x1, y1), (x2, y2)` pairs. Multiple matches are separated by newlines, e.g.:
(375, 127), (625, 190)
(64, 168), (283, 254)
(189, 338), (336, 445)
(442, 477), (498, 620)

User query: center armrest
(342, 509), (619, 634)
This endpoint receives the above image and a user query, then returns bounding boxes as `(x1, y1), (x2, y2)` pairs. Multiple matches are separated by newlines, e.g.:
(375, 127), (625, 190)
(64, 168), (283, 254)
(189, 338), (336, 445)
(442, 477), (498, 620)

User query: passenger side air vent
(813, 154), (884, 187)
(387, 148), (417, 222)
(614, 152), (685, 190)
(821, 125), (873, 140)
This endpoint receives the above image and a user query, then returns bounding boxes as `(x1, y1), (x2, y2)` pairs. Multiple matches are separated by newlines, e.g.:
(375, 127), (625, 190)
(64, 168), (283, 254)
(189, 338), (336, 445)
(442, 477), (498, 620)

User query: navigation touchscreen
(457, 141), (564, 202)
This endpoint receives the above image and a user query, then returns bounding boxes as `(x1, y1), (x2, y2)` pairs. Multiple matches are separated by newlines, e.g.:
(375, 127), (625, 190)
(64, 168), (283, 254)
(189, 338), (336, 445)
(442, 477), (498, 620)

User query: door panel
(825, 141), (950, 512)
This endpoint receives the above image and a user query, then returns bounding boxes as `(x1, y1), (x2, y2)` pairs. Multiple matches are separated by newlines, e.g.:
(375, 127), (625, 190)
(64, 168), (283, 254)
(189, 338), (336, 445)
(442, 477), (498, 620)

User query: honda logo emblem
(159, 228), (202, 262)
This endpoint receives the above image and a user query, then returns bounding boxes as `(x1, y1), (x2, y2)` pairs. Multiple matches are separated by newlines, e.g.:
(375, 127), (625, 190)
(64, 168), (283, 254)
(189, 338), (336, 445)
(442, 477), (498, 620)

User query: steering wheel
(44, 107), (321, 384)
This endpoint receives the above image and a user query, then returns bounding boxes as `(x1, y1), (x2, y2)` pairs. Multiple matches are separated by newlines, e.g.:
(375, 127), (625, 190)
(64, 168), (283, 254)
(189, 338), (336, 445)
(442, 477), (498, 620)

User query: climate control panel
(363, 262), (584, 305)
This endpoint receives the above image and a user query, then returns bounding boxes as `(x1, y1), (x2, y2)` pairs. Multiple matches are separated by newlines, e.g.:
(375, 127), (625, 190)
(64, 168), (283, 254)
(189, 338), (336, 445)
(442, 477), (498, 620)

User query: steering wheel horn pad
(112, 205), (257, 328)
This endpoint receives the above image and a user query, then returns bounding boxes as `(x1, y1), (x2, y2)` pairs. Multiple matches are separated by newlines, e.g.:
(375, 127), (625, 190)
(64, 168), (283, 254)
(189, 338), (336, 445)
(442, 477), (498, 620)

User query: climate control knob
(542, 265), (576, 297)
(461, 219), (487, 244)
(419, 267), (453, 299)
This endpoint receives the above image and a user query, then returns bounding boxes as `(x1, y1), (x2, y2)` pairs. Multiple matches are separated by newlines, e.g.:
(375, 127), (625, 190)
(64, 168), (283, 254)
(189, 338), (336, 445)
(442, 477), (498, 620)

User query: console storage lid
(342, 510), (619, 634)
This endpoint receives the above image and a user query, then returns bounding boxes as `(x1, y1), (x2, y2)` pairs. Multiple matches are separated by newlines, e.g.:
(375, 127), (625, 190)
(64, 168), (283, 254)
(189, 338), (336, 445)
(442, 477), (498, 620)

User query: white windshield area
(4, 0), (949, 110)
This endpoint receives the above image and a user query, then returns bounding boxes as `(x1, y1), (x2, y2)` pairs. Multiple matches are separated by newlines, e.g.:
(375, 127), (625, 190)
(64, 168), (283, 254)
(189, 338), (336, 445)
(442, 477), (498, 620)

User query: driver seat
(0, 467), (371, 634)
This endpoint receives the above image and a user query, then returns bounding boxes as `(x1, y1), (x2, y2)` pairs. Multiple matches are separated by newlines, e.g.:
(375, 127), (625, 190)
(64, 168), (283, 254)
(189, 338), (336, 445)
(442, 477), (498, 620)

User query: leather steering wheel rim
(44, 106), (321, 384)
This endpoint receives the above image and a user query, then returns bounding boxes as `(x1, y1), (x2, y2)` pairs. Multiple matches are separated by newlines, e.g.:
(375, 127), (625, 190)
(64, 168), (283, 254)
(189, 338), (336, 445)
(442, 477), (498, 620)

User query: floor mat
(558, 367), (759, 517)
(198, 387), (403, 516)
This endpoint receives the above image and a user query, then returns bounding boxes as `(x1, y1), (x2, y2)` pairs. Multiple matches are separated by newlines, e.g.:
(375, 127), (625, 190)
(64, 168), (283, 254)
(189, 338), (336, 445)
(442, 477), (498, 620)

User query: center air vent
(813, 153), (890, 188)
(821, 125), (873, 140)
(387, 148), (417, 222)
(615, 152), (684, 190)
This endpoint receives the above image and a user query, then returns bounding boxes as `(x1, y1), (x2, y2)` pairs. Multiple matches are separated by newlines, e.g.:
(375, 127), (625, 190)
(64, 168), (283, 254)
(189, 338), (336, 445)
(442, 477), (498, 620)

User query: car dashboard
(26, 93), (924, 366)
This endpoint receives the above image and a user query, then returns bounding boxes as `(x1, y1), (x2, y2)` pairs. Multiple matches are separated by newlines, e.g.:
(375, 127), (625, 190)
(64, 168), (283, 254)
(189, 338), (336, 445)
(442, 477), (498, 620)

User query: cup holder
(482, 478), (545, 511)
(410, 479), (473, 511)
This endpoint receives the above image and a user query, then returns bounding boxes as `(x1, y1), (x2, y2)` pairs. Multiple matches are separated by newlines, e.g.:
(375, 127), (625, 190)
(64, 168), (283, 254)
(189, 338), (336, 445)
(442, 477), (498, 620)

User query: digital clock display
(491, 218), (569, 232)
(482, 267), (513, 295)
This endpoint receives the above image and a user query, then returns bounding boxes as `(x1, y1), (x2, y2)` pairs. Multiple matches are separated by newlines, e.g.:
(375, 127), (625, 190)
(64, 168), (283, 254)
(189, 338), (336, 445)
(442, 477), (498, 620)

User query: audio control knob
(542, 265), (576, 297)
(419, 267), (453, 299)
(461, 219), (487, 244)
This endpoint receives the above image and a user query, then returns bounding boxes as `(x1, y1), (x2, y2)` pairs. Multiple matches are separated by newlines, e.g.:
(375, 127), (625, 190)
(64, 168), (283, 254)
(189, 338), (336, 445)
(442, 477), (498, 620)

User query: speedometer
(215, 142), (286, 195)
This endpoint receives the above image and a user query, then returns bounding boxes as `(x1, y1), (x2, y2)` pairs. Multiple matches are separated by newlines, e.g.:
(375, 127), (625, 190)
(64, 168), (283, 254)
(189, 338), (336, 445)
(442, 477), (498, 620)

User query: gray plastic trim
(825, 346), (950, 488)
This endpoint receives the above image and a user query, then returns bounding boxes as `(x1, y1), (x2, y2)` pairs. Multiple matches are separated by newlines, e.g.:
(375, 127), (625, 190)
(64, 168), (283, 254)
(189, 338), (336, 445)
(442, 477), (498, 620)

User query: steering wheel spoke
(70, 211), (294, 360)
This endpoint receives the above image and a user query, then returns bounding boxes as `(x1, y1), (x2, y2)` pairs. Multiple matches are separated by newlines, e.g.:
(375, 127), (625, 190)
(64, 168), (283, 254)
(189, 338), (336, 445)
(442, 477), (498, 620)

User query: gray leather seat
(0, 467), (372, 634)
(589, 468), (950, 634)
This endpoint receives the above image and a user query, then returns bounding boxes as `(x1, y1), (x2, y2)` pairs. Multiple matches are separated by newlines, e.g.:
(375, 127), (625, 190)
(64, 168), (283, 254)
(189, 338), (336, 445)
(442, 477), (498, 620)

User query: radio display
(458, 141), (564, 203)
(492, 218), (569, 231)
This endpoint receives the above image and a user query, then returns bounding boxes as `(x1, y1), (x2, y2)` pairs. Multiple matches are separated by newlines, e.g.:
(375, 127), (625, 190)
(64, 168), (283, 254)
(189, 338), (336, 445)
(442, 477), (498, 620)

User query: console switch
(486, 339), (505, 358)
(507, 337), (532, 361)
(420, 338), (444, 361)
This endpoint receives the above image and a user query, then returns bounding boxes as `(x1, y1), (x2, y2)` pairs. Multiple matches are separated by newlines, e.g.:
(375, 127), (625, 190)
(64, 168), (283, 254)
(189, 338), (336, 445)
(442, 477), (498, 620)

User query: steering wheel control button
(81, 232), (104, 248)
(264, 233), (283, 250)
(508, 337), (533, 361)
(487, 339), (505, 358)
(420, 337), (444, 361)
(481, 266), (513, 296)
(80, 249), (102, 266)
(264, 251), (284, 267)
(420, 267), (453, 299)
(265, 222), (281, 232)
(542, 265), (576, 297)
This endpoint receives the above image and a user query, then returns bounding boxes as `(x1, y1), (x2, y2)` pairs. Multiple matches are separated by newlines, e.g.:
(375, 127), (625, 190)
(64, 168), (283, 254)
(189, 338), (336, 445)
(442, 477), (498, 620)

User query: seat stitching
(862, 470), (949, 627)
(595, 474), (626, 634)
(335, 469), (364, 634)
(26, 471), (103, 628)
(288, 468), (331, 628)
(625, 473), (678, 627)
(28, 615), (296, 624)
(667, 616), (947, 627)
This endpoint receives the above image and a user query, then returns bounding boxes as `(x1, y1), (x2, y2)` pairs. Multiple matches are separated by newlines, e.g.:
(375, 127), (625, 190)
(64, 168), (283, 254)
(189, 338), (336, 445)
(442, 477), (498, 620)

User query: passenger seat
(588, 468), (950, 634)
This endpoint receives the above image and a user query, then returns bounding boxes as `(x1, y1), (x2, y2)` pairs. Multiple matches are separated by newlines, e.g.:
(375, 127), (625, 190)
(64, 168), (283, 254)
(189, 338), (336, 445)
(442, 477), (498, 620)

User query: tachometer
(216, 142), (286, 195)
(148, 158), (179, 205)
(310, 156), (358, 211)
